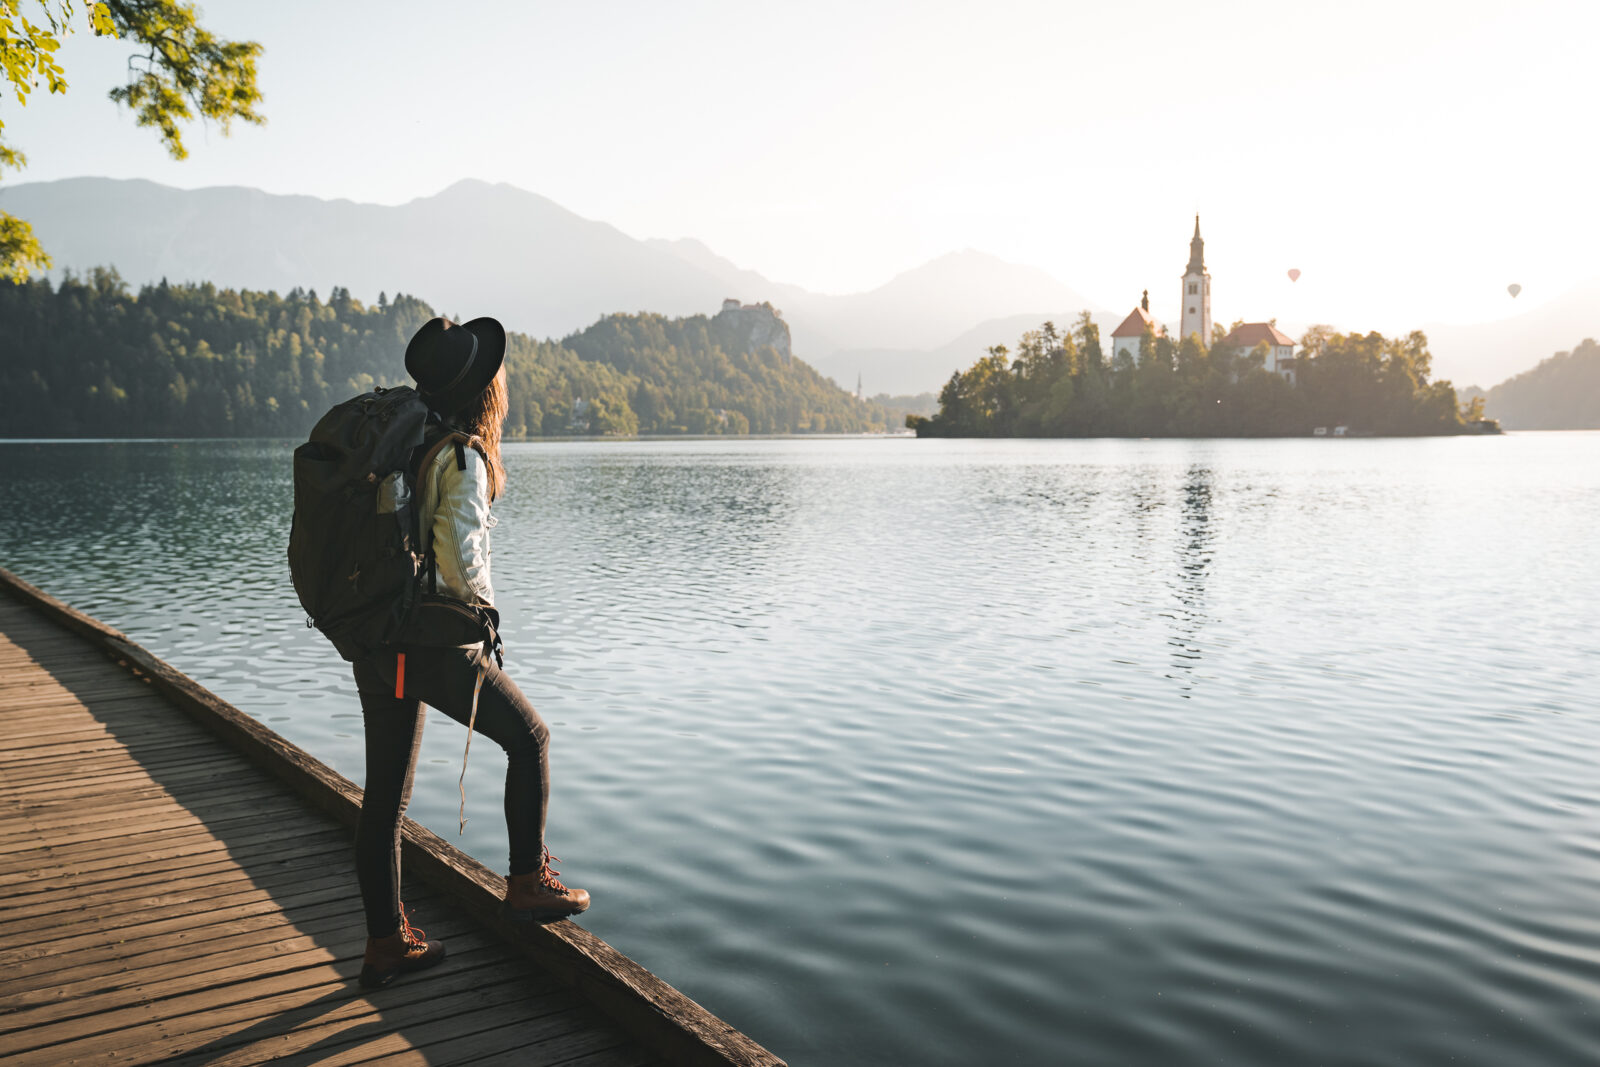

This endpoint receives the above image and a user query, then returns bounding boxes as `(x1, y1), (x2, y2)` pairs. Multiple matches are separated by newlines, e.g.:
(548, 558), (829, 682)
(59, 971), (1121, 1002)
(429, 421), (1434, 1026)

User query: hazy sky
(4, 0), (1595, 332)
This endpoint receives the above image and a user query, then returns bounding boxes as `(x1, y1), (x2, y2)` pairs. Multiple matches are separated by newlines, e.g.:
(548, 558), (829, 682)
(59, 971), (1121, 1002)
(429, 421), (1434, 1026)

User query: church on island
(1110, 217), (1297, 383)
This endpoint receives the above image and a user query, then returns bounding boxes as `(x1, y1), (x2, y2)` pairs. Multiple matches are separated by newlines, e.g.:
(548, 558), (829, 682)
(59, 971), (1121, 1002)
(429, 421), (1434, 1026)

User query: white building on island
(1223, 322), (1297, 381)
(1110, 290), (1166, 364)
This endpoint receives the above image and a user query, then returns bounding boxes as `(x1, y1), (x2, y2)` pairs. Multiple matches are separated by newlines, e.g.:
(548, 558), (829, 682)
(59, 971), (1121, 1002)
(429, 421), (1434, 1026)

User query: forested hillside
(911, 314), (1481, 437)
(1480, 340), (1600, 429)
(563, 310), (884, 434)
(0, 270), (890, 437)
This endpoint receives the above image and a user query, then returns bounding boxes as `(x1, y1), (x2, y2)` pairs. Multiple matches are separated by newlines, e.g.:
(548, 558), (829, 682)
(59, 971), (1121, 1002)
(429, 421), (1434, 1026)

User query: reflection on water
(1167, 464), (1213, 692)
(3, 434), (1600, 1067)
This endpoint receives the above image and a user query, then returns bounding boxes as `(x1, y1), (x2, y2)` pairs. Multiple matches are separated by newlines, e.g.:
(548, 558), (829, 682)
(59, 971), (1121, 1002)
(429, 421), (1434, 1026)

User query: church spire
(1180, 216), (1212, 347)
(1187, 215), (1205, 274)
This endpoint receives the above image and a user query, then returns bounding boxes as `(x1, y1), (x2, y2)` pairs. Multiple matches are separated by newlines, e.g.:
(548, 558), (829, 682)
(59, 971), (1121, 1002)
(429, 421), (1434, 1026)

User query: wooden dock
(0, 568), (784, 1067)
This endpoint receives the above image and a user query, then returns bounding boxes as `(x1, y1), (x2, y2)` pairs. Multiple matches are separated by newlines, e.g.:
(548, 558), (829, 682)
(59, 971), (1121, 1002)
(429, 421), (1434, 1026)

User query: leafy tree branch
(0, 0), (262, 279)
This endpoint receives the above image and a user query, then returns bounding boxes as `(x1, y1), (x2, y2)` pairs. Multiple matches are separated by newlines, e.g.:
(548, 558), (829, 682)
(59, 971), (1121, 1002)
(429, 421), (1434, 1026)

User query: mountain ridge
(0, 176), (1095, 392)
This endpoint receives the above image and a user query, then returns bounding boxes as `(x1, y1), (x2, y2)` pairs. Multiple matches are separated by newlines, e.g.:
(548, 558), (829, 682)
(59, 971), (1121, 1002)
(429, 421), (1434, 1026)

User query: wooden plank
(0, 771), (279, 828)
(0, 790), (307, 844)
(0, 689), (164, 722)
(0, 836), (353, 923)
(549, 1049), (662, 1067)
(183, 1005), (549, 1067)
(0, 793), (309, 854)
(0, 895), (380, 1005)
(0, 717), (195, 748)
(5, 701), (236, 734)
(0, 876), (358, 960)
(0, 676), (130, 699)
(0, 700), (198, 732)
(3, 950), (541, 1064)
(0, 816), (347, 887)
(0, 822), (350, 894)
(0, 773), (290, 830)
(0, 729), (221, 765)
(0, 889), (450, 1008)
(313, 996), (613, 1067)
(0, 914), (496, 1035)
(0, 843), (341, 910)
(0, 866), (357, 940)
(0, 735), (223, 773)
(0, 747), (244, 791)
(0, 681), (156, 710)
(538, 1047), (661, 1067)
(133, 948), (564, 1067)
(0, 755), (260, 800)
(0, 640), (103, 661)
(0, 639), (128, 658)
(33, 955), (518, 1067)
(0, 725), (202, 754)
(0, 664), (153, 690)
(0, 892), (376, 985)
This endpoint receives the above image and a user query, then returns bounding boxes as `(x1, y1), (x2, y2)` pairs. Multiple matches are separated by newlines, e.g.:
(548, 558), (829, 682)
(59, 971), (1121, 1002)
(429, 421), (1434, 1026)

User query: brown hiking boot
(358, 904), (446, 990)
(504, 848), (590, 923)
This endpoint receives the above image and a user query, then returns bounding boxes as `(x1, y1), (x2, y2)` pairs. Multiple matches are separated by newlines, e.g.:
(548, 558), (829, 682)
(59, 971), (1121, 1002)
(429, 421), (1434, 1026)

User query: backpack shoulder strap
(414, 429), (486, 483)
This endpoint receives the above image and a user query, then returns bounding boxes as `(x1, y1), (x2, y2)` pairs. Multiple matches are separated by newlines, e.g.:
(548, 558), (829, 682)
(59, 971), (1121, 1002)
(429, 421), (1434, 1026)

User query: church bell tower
(1180, 216), (1212, 345)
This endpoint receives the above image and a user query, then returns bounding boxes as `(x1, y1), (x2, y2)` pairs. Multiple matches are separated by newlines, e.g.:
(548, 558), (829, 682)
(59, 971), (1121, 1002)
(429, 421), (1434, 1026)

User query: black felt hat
(404, 316), (506, 416)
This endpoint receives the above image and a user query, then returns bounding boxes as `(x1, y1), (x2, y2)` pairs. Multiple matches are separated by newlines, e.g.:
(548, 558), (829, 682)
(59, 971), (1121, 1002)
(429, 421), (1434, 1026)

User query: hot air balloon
(1507, 284), (1521, 298)
(1287, 269), (1301, 282)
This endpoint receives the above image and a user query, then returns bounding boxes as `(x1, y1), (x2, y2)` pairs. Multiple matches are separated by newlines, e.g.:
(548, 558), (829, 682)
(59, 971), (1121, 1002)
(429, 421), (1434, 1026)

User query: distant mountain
(644, 236), (808, 305)
(644, 242), (1099, 373)
(0, 177), (728, 340)
(1476, 339), (1600, 430)
(1, 178), (1095, 385)
(1423, 278), (1600, 389)
(814, 308), (1108, 395)
(643, 241), (1102, 394)
(797, 250), (1095, 353)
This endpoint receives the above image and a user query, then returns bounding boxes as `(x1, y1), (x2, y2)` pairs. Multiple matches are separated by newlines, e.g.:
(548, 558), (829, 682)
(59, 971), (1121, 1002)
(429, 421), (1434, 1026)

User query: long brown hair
(454, 368), (508, 501)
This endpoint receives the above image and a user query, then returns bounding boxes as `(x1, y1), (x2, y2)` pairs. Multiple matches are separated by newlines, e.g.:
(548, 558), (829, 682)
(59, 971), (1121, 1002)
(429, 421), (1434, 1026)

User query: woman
(351, 315), (589, 991)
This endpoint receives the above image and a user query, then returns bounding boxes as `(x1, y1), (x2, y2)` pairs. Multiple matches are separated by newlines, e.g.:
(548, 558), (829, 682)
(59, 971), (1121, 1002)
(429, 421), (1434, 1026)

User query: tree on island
(1, 0), (263, 279)
(909, 318), (1487, 437)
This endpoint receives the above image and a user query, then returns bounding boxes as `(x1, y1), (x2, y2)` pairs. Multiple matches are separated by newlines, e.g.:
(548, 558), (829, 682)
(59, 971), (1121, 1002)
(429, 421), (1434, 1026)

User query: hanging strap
(457, 665), (486, 835)
(394, 652), (406, 700)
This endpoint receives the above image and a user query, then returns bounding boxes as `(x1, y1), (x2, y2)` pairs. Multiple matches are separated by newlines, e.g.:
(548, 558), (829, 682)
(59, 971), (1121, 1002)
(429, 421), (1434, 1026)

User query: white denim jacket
(417, 439), (495, 609)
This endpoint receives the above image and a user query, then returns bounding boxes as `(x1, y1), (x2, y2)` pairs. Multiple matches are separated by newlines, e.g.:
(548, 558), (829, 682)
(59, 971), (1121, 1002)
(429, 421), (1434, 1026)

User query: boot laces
(538, 847), (570, 893)
(399, 903), (428, 948)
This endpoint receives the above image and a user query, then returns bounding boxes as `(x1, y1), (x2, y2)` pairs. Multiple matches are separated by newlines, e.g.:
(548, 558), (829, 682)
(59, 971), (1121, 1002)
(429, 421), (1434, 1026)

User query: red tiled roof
(1223, 322), (1295, 348)
(1111, 306), (1165, 338)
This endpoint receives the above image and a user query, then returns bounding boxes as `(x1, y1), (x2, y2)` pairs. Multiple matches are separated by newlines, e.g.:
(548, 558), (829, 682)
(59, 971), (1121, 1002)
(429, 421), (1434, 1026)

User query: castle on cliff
(716, 298), (791, 361)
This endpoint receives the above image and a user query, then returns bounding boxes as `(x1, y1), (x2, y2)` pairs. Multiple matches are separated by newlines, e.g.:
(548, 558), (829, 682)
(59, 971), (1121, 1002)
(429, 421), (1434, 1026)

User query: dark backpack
(288, 385), (502, 663)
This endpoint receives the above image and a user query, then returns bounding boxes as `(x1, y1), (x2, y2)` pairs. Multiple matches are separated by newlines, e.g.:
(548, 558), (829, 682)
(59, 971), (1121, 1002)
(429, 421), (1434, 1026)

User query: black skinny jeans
(351, 643), (550, 938)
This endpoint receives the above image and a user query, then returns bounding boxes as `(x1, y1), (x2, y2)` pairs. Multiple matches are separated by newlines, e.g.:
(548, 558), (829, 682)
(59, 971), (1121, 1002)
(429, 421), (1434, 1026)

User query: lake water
(2, 434), (1599, 1066)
